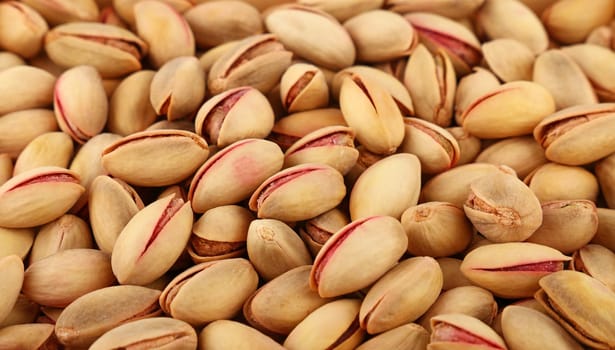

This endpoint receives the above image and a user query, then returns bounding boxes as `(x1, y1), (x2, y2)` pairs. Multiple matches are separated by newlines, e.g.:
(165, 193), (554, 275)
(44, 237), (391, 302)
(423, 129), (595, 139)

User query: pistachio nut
(22, 248), (115, 307)
(189, 139), (283, 213)
(419, 286), (498, 331)
(284, 299), (365, 350)
(429, 313), (507, 350)
(481, 38), (534, 82)
(188, 205), (253, 263)
(246, 219), (312, 280)
(0, 153), (11, 186)
(22, 0), (98, 25)
(571, 244), (615, 292)
(44, 22), (148, 78)
(159, 258), (259, 326)
(461, 81), (556, 139)
(400, 117), (460, 174)
(524, 162), (599, 202)
(356, 323), (429, 350)
(102, 129), (209, 187)
(476, 136), (548, 180)
(586, 24), (613, 47)
(265, 5), (355, 70)
(535, 270), (615, 349)
(360, 257), (443, 334)
(55, 285), (162, 348)
(310, 215), (407, 298)
(437, 257), (476, 290)
(195, 86), (275, 147)
(404, 44), (456, 127)
(501, 305), (583, 350)
(12, 131), (73, 176)
(54, 65), (108, 144)
(249, 163), (346, 222)
(0, 294), (39, 328)
(0, 51), (24, 72)
(541, 0), (614, 44)
(269, 108), (346, 150)
(0, 255), (24, 325)
(527, 200), (598, 253)
(444, 127), (479, 166)
(401, 201), (473, 257)
(90, 317), (198, 350)
(111, 195), (193, 285)
(406, 12), (482, 76)
(461, 242), (570, 298)
(280, 63), (329, 112)
(464, 169), (543, 242)
(0, 323), (58, 350)
(597, 152), (615, 208)
(29, 214), (93, 264)
(385, 0), (485, 19)
(562, 44), (615, 102)
(199, 320), (284, 350)
(297, 0), (383, 22)
(199, 40), (240, 73)
(533, 103), (615, 165)
(0, 66), (55, 116)
(0, 227), (34, 260)
(0, 2), (48, 59)
(299, 208), (349, 257)
(113, 0), (194, 25)
(133, 0), (195, 68)
(208, 34), (292, 94)
(339, 73), (405, 154)
(108, 70), (157, 135)
(0, 166), (84, 228)
(454, 67), (500, 124)
(593, 208), (615, 251)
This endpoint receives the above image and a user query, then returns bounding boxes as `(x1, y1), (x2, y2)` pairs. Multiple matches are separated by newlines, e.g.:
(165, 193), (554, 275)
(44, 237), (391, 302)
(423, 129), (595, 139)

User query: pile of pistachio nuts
(1, 0), (615, 348)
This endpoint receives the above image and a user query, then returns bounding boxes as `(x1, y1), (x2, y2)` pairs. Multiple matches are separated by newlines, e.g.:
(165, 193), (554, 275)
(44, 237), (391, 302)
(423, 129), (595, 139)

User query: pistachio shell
(356, 323), (429, 350)
(482, 38), (534, 82)
(280, 63), (329, 112)
(386, 0), (484, 19)
(108, 70), (157, 135)
(199, 320), (284, 350)
(22, 0), (98, 25)
(571, 244), (615, 292)
(0, 323), (57, 350)
(269, 108), (346, 150)
(541, 0), (614, 44)
(0, 66), (55, 115)
(476, 136), (547, 180)
(0, 255), (24, 325)
(13, 132), (74, 176)
(29, 214), (93, 264)
(0, 228), (34, 260)
(437, 257), (476, 290)
(429, 313), (508, 350)
(525, 163), (599, 202)
(0, 2), (48, 59)
(400, 117), (460, 174)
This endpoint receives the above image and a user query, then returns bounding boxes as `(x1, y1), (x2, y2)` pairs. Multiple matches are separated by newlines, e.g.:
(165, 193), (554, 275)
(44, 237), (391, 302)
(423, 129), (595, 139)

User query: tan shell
(524, 162), (599, 202)
(571, 244), (615, 292)
(476, 136), (547, 179)
(13, 131), (74, 176)
(29, 214), (93, 264)
(596, 152), (615, 208)
(280, 63), (329, 112)
(400, 117), (460, 174)
(199, 320), (284, 350)
(0, 255), (24, 325)
(0, 66), (55, 116)
(0, 228), (34, 260)
(541, 0), (614, 44)
(482, 38), (534, 82)
(356, 323), (429, 350)
(269, 108), (347, 150)
(0, 2), (48, 59)
(108, 70), (157, 136)
(429, 313), (508, 350)
(0, 323), (58, 350)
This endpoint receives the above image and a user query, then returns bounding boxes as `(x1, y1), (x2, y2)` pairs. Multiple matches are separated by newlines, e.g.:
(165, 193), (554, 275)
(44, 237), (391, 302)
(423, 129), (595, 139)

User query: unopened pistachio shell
(525, 163), (599, 202)
(542, 0), (614, 44)
(0, 109), (58, 159)
(0, 2), (48, 59)
(0, 228), (34, 260)
(0, 255), (24, 325)
(13, 132), (74, 176)
(0, 66), (55, 115)
(29, 214), (93, 263)
(356, 323), (429, 350)
(199, 320), (284, 350)
(0, 323), (58, 350)
(571, 244), (615, 292)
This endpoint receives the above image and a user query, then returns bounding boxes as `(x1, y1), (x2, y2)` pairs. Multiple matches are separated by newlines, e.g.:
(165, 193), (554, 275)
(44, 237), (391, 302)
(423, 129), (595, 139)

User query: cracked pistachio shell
(199, 320), (284, 350)
(310, 215), (408, 298)
(0, 66), (55, 116)
(356, 323), (429, 350)
(22, 249), (116, 307)
(269, 108), (346, 150)
(54, 65), (108, 144)
(461, 81), (555, 139)
(102, 129), (209, 187)
(90, 317), (197, 350)
(340, 73), (404, 154)
(404, 44), (456, 127)
(0, 323), (58, 350)
(476, 0), (548, 54)
(284, 299), (365, 350)
(244, 265), (331, 336)
(401, 202), (473, 257)
(208, 34), (292, 95)
(429, 313), (508, 350)
(406, 12), (482, 76)
(562, 44), (615, 102)
(438, 257), (476, 291)
(189, 139), (283, 213)
(536, 270), (615, 349)
(0, 2), (48, 59)
(111, 195), (193, 285)
(187, 205), (253, 263)
(13, 131), (73, 176)
(597, 152), (615, 208)
(55, 285), (162, 348)
(454, 67), (500, 124)
(476, 136), (547, 180)
(501, 305), (583, 350)
(525, 163), (598, 202)
(44, 22), (147, 78)
(533, 103), (615, 165)
(265, 5), (355, 70)
(593, 208), (615, 251)
(284, 125), (358, 175)
(29, 214), (93, 264)
(360, 257), (443, 334)
(89, 175), (144, 254)
(195, 86), (275, 147)
(159, 258), (258, 326)
(533, 49), (597, 109)
(542, 0), (614, 44)
(461, 242), (570, 298)
(186, 1), (263, 49)
(22, 0), (98, 25)
(482, 38), (534, 82)
(297, 0), (383, 22)
(0, 227), (34, 260)
(109, 70), (157, 135)
(419, 286), (498, 332)
(350, 153), (421, 221)
(150, 56), (206, 121)
(571, 244), (615, 292)
(401, 117), (460, 174)
(246, 219), (312, 281)
(464, 171), (543, 242)
(344, 10), (417, 63)
(249, 163), (346, 222)
(386, 0), (484, 19)
(134, 1), (194, 68)
(527, 200), (598, 253)
(280, 63), (329, 112)
(299, 208), (349, 256)
(0, 255), (24, 325)
(0, 166), (84, 228)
